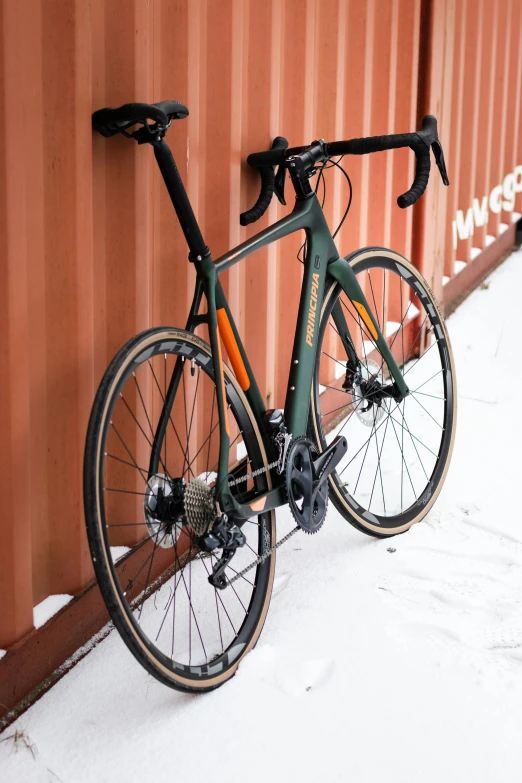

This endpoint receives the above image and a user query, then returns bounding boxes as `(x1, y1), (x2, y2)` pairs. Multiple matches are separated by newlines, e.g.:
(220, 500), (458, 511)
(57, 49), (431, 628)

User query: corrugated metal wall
(1, 0), (521, 653)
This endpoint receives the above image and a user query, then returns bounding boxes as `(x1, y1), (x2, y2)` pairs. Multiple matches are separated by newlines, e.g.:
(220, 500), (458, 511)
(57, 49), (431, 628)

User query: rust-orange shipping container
(1, 0), (521, 724)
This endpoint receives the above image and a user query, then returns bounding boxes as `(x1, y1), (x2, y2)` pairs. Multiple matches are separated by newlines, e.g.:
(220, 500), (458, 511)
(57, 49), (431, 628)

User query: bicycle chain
(224, 456), (300, 588)
(225, 525), (300, 587)
(226, 460), (278, 487)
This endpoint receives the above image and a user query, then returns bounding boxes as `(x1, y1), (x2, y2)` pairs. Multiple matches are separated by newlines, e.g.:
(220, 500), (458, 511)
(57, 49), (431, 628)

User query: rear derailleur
(198, 515), (246, 589)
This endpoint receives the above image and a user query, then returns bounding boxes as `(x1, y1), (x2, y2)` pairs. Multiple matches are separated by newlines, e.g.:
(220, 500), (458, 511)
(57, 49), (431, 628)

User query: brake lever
(431, 140), (450, 186)
(274, 163), (287, 205)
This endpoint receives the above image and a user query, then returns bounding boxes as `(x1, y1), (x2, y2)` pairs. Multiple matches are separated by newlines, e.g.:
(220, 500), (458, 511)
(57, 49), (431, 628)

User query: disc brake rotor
(354, 358), (385, 428)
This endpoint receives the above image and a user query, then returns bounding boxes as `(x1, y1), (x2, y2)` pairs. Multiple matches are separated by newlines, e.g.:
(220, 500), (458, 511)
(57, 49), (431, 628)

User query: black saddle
(92, 100), (188, 137)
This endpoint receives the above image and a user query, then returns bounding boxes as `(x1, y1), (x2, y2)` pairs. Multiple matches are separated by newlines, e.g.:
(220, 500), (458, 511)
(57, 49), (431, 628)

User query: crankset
(286, 435), (348, 534)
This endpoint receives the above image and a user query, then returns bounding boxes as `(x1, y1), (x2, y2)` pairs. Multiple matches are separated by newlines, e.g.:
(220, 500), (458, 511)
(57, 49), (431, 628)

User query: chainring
(285, 437), (328, 534)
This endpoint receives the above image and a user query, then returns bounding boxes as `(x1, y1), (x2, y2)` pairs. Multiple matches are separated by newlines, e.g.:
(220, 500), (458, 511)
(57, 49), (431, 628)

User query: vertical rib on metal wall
(1, 0), (521, 651)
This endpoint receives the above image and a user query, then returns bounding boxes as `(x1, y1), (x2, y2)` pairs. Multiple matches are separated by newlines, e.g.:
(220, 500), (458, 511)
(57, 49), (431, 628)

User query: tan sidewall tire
(310, 251), (457, 537)
(90, 329), (276, 691)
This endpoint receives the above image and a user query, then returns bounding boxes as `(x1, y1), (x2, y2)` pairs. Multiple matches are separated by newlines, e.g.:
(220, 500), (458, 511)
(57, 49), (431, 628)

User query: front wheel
(309, 248), (457, 537)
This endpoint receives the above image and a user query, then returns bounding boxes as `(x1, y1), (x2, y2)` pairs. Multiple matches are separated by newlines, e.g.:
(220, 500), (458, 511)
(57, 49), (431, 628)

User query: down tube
(283, 228), (335, 437)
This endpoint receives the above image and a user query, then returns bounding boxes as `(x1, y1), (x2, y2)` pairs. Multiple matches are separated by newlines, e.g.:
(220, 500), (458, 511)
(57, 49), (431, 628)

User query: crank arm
(313, 435), (348, 483)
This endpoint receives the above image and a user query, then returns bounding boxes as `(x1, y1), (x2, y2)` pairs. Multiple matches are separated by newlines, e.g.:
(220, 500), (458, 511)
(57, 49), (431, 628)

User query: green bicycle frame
(148, 139), (408, 521)
(151, 194), (408, 521)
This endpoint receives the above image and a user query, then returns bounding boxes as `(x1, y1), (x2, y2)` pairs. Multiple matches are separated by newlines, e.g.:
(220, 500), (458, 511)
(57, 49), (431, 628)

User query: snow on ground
(33, 595), (73, 630)
(1, 249), (522, 782)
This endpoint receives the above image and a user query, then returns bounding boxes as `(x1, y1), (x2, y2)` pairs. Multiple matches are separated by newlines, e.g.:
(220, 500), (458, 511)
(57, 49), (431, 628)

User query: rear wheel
(309, 249), (457, 537)
(84, 328), (276, 692)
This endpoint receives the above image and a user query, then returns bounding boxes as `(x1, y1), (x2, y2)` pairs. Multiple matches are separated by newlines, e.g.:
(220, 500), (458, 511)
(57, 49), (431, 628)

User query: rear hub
(144, 474), (185, 548)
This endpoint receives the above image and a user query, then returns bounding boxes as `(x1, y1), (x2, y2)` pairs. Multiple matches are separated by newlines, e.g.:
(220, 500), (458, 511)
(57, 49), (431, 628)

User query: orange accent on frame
(250, 497), (267, 512)
(217, 308), (251, 391)
(352, 301), (379, 341)
(215, 332), (230, 436)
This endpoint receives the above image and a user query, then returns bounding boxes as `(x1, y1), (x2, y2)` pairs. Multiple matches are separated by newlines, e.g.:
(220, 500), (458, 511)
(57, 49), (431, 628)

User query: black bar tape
(397, 149), (431, 208)
(240, 136), (289, 226)
(328, 133), (415, 156)
(328, 129), (434, 209)
(240, 166), (275, 226)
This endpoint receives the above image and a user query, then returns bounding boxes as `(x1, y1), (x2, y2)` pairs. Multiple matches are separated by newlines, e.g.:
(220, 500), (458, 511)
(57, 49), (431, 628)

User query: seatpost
(151, 138), (210, 261)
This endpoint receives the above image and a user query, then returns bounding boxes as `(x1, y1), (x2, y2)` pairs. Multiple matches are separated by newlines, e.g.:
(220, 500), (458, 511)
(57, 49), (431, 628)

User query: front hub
(354, 359), (386, 427)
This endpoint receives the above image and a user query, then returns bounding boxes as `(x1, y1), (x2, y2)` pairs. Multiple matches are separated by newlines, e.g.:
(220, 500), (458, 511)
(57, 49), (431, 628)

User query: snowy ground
(2, 249), (522, 783)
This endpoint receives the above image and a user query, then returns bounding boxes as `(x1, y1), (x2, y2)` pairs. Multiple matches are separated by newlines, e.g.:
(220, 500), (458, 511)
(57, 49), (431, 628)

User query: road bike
(84, 99), (456, 692)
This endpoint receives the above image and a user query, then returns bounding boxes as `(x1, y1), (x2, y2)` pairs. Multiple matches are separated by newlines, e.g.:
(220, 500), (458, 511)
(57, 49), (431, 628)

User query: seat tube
(152, 139), (209, 260)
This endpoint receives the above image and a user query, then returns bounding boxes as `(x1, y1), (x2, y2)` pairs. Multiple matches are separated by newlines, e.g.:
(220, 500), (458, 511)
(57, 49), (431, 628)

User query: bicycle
(85, 99), (456, 692)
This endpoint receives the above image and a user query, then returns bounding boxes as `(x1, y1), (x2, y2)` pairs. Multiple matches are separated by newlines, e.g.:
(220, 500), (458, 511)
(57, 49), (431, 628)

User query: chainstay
(225, 525), (300, 587)
(225, 456), (294, 588)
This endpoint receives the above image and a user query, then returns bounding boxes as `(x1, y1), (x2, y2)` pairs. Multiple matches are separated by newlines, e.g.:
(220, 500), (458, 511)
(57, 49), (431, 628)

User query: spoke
(186, 419), (221, 477)
(369, 409), (389, 513)
(104, 487), (148, 496)
(393, 400), (431, 481)
(388, 295), (416, 354)
(182, 368), (191, 480)
(322, 399), (358, 418)
(413, 390), (445, 401)
(199, 555), (238, 635)
(214, 582), (225, 654)
(164, 355), (167, 480)
(367, 270), (380, 330)
(353, 411), (377, 494)
(189, 556), (192, 664)
(154, 568), (182, 644)
(408, 392), (444, 430)
(221, 560), (254, 587)
(109, 422), (150, 483)
(125, 529), (168, 596)
(147, 359), (194, 480)
(321, 349), (347, 370)
(368, 280), (416, 383)
(403, 339), (439, 377)
(209, 553), (247, 613)
(401, 316), (429, 370)
(138, 526), (163, 621)
(133, 373), (155, 438)
(339, 397), (401, 475)
(244, 540), (259, 558)
(118, 394), (173, 481)
(385, 398), (416, 503)
(330, 394), (368, 438)
(182, 366), (200, 477)
(172, 542), (208, 662)
(400, 398), (404, 509)
(320, 383), (350, 394)
(410, 369), (444, 393)
(387, 405), (438, 462)
(105, 452), (149, 478)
